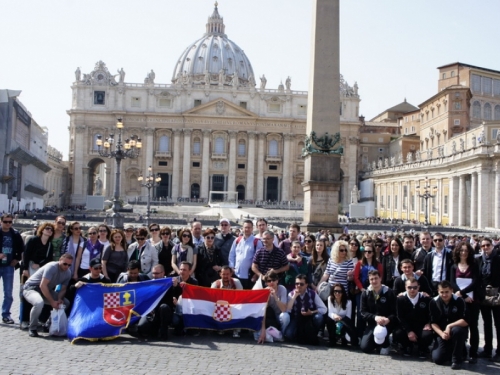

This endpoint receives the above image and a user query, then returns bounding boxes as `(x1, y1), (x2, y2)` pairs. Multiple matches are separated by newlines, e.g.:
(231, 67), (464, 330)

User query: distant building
(44, 146), (68, 208)
(0, 89), (51, 212)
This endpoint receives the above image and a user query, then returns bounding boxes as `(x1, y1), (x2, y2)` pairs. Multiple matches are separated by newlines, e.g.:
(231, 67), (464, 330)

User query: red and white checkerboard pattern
(213, 301), (232, 322)
(104, 292), (120, 308)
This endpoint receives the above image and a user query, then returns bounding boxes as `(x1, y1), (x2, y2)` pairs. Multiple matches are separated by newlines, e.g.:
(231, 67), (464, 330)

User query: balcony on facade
(155, 151), (172, 159)
(211, 153), (227, 160)
(266, 155), (282, 162)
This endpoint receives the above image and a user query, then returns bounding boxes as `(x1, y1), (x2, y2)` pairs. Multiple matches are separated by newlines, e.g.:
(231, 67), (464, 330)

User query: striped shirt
(252, 246), (288, 275)
(324, 259), (354, 292)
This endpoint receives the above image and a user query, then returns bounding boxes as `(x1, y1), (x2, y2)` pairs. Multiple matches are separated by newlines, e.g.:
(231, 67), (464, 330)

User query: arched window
(193, 137), (201, 155)
(159, 135), (170, 152)
(472, 101), (481, 118)
(269, 140), (278, 156)
(238, 140), (246, 156)
(495, 105), (500, 120)
(484, 103), (492, 120)
(215, 137), (225, 154)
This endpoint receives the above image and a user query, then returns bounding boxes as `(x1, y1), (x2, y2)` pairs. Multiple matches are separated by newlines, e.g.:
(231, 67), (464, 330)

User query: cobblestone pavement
(1, 282), (499, 375)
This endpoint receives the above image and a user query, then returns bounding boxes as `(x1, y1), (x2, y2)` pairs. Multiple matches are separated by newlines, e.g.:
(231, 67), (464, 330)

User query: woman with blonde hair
(319, 240), (354, 295)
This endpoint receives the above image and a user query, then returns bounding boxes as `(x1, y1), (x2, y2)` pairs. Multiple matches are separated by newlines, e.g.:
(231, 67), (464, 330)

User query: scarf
(482, 249), (496, 276)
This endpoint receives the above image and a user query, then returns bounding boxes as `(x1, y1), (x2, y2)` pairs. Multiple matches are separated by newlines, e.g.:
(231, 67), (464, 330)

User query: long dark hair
(329, 283), (348, 310)
(361, 245), (379, 268)
(311, 239), (329, 266)
(452, 241), (475, 265)
(349, 238), (362, 260)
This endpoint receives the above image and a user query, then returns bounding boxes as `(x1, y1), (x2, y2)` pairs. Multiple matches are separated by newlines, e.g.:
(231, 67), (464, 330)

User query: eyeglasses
(136, 237), (145, 241)
(62, 262), (72, 267)
(375, 244), (383, 247)
(44, 227), (54, 231)
(88, 232), (97, 235)
(221, 223), (229, 227)
(339, 249), (347, 252)
(266, 279), (277, 283)
(92, 266), (102, 270)
(295, 282), (305, 286)
(152, 272), (163, 275)
(150, 228), (160, 232)
(333, 290), (343, 294)
(57, 221), (66, 225)
(305, 239), (313, 243)
(349, 243), (358, 246)
(481, 244), (491, 248)
(364, 251), (373, 254)
(125, 229), (135, 232)
(433, 239), (443, 242)
(182, 234), (191, 238)
(406, 286), (419, 290)
(161, 233), (170, 236)
(99, 229), (107, 233)
(205, 236), (215, 240)
(72, 227), (81, 230)
(2, 221), (12, 224)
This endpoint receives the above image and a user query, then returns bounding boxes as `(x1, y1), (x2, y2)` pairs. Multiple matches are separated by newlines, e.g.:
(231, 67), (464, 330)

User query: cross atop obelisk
(301, 0), (342, 232)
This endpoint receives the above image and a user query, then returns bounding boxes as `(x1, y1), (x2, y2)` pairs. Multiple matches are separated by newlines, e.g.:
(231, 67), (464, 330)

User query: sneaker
(451, 362), (462, 370)
(20, 321), (29, 331)
(380, 347), (390, 355)
(232, 331), (240, 338)
(2, 317), (14, 324)
(28, 330), (39, 337)
(468, 357), (477, 364)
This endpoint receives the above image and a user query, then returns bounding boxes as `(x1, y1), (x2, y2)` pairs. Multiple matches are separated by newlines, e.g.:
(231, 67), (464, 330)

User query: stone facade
(66, 4), (361, 210)
(43, 146), (68, 208)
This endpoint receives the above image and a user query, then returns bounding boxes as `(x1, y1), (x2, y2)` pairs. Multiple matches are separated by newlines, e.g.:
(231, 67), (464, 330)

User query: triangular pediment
(183, 98), (258, 118)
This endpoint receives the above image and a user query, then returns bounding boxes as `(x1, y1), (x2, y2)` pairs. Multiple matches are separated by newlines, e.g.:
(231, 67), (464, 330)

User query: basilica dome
(171, 3), (255, 87)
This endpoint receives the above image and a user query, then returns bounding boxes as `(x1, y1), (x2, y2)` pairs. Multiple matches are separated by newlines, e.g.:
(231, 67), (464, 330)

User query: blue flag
(67, 278), (172, 343)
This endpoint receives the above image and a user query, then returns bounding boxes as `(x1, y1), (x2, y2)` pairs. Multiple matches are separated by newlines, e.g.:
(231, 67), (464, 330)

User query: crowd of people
(1, 213), (499, 370)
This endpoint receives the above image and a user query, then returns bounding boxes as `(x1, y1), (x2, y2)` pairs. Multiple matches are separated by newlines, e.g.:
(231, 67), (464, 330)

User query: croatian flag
(182, 284), (270, 331)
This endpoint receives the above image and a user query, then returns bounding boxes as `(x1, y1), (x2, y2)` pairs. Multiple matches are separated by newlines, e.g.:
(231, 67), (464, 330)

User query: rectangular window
(494, 79), (500, 97)
(410, 193), (414, 211)
(403, 186), (408, 210)
(444, 195), (448, 214)
(239, 101), (247, 109)
(380, 195), (384, 209)
(158, 98), (172, 108)
(192, 162), (200, 167)
(94, 91), (105, 105)
(131, 97), (141, 107)
(405, 128), (408, 135)
(237, 164), (245, 169)
(238, 143), (245, 156)
(158, 161), (168, 166)
(442, 73), (446, 79)
(394, 194), (398, 210)
(193, 142), (201, 155)
(298, 105), (307, 115)
(471, 74), (481, 93)
(454, 102), (461, 110)
(387, 195), (391, 209)
(268, 103), (281, 113)
(482, 77), (492, 95)
(411, 126), (415, 133)
(269, 165), (278, 170)
(194, 99), (202, 107)
(454, 119), (460, 126)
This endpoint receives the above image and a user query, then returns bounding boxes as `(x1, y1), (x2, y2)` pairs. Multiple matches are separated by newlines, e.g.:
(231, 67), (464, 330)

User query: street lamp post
(138, 166), (161, 227)
(416, 177), (437, 227)
(96, 118), (141, 228)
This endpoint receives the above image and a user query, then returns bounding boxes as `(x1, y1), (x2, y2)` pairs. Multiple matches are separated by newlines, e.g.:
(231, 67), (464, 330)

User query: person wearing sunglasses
(196, 228), (223, 287)
(51, 216), (66, 261)
(147, 223), (162, 247)
(214, 218), (236, 266)
(23, 223), (55, 278)
(127, 227), (159, 279)
(171, 228), (197, 276)
(284, 274), (327, 343)
(74, 258), (111, 288)
(155, 226), (174, 276)
(22, 253), (73, 337)
(0, 213), (24, 325)
(319, 240), (354, 303)
(73, 227), (104, 279)
(412, 231), (434, 277)
(394, 278), (433, 358)
(301, 234), (316, 262)
(326, 283), (358, 347)
(97, 224), (111, 250)
(423, 232), (453, 296)
(61, 221), (85, 281)
(123, 224), (136, 248)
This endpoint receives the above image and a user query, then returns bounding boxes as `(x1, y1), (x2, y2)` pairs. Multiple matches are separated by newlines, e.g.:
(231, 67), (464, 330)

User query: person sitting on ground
(170, 261), (198, 335)
(430, 280), (468, 370)
(116, 260), (150, 283)
(74, 258), (111, 287)
(394, 278), (433, 358)
(326, 283), (358, 347)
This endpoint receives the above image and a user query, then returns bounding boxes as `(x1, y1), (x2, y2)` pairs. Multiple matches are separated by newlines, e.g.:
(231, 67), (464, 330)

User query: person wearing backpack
(228, 220), (263, 289)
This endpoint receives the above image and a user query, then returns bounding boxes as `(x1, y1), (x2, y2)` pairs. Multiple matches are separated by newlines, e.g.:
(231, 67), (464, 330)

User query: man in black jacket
(394, 278), (433, 357)
(214, 218), (236, 265)
(424, 233), (453, 296)
(360, 270), (398, 355)
(116, 260), (150, 283)
(430, 281), (468, 370)
(0, 213), (24, 324)
(413, 231), (433, 276)
(393, 259), (432, 296)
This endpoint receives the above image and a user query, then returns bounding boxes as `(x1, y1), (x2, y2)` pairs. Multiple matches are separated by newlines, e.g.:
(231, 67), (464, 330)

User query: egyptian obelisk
(301, 0), (342, 232)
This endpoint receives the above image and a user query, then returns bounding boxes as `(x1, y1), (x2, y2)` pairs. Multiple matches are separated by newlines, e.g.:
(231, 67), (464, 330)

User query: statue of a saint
(248, 74), (256, 88)
(204, 69), (210, 85)
(231, 72), (238, 88)
(353, 81), (359, 96)
(94, 176), (103, 196)
(148, 69), (155, 84)
(75, 67), (81, 82)
(260, 74), (267, 90)
(118, 68), (125, 83)
(285, 76), (291, 91)
(219, 68), (225, 85)
(351, 185), (360, 204)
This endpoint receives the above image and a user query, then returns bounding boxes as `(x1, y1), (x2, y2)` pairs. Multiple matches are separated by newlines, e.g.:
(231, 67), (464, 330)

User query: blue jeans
(0, 266), (14, 319)
(284, 313), (323, 341)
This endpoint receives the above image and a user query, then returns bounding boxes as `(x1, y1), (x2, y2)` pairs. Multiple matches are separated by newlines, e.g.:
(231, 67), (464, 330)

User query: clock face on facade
(95, 72), (106, 82)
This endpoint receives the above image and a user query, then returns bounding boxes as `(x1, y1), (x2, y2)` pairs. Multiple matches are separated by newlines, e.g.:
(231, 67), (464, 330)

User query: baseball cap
(90, 258), (102, 268)
(124, 224), (135, 230)
(374, 325), (387, 345)
(220, 218), (230, 225)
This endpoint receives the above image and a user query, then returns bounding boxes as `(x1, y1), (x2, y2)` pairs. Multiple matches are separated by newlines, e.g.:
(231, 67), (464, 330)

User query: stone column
(449, 176), (458, 226)
(227, 130), (237, 193)
(71, 125), (86, 204)
(171, 129), (182, 199)
(181, 128), (192, 197)
(246, 132), (256, 200)
(436, 179), (442, 225)
(143, 128), (155, 197)
(470, 171), (478, 228)
(82, 167), (90, 196)
(256, 132), (265, 201)
(301, 0), (341, 232)
(398, 182), (403, 220)
(105, 166), (111, 198)
(282, 134), (292, 201)
(200, 129), (211, 200)
(458, 174), (467, 226)
(477, 170), (490, 228)
(347, 137), (359, 209)
(495, 163), (500, 228)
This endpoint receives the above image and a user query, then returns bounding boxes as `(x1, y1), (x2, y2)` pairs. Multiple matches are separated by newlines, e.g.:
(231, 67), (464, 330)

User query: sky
(2, 0), (500, 159)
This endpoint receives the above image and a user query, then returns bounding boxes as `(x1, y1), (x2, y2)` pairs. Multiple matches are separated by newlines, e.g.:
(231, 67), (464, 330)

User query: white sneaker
(380, 347), (390, 355)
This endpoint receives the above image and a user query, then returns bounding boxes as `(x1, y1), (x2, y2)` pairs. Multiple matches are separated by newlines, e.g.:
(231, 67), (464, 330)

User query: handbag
(482, 285), (500, 307)
(318, 281), (331, 301)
